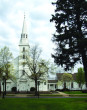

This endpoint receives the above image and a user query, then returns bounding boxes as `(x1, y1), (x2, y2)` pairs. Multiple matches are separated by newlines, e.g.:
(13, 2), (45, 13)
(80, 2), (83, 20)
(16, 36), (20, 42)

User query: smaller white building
(48, 73), (86, 91)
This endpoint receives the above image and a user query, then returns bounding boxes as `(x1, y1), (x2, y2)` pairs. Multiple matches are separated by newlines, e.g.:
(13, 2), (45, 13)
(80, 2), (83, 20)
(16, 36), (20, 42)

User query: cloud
(0, 0), (55, 60)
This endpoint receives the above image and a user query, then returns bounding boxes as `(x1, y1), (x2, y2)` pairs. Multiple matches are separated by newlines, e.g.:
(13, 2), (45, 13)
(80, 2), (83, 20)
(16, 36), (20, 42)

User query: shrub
(82, 90), (87, 93)
(11, 87), (17, 92)
(30, 87), (36, 91)
(55, 89), (62, 91)
(61, 88), (70, 92)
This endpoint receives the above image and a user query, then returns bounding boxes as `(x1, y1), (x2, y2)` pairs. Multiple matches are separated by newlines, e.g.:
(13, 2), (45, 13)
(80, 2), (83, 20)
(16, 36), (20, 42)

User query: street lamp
(2, 72), (6, 99)
(37, 81), (40, 98)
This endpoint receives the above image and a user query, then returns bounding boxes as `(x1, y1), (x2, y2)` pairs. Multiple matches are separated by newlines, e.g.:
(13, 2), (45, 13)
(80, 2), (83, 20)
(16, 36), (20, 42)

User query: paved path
(0, 95), (87, 98)
(15, 94), (28, 97)
(0, 92), (87, 98)
(58, 92), (69, 97)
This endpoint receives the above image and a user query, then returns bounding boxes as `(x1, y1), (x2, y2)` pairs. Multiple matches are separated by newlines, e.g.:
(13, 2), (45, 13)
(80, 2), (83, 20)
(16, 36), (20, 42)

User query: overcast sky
(0, 0), (55, 59)
(0, 0), (83, 73)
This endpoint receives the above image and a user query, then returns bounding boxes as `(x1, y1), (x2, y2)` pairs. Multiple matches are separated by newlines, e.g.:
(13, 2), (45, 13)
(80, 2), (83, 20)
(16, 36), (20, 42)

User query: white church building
(1, 16), (48, 92)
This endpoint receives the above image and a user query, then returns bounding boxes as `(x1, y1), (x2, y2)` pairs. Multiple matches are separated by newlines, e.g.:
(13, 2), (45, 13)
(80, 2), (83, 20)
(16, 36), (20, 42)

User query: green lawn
(64, 91), (87, 94)
(27, 94), (62, 97)
(0, 98), (87, 110)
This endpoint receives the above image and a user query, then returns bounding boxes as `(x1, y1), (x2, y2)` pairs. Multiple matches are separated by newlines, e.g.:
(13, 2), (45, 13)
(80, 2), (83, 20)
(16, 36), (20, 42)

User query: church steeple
(19, 14), (30, 79)
(22, 14), (27, 34)
(19, 14), (29, 46)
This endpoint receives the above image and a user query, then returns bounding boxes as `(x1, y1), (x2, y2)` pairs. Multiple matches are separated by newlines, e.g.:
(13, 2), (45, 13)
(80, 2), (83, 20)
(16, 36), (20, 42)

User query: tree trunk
(0, 80), (1, 95)
(76, 7), (87, 88)
(35, 77), (38, 96)
(64, 82), (66, 90)
(5, 79), (6, 95)
(81, 50), (87, 88)
(81, 85), (82, 91)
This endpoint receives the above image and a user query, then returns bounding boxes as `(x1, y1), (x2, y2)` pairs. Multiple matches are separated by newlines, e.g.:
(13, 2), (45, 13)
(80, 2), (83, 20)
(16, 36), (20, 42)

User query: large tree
(50, 0), (87, 87)
(76, 67), (85, 90)
(0, 46), (13, 94)
(22, 45), (48, 95)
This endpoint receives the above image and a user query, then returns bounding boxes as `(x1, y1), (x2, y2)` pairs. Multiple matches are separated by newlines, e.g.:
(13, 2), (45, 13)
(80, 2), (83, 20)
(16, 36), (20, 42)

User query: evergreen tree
(50, 0), (87, 87)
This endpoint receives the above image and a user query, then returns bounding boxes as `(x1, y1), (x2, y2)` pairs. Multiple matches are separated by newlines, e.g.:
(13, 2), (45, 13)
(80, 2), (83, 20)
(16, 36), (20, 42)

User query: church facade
(1, 16), (48, 92)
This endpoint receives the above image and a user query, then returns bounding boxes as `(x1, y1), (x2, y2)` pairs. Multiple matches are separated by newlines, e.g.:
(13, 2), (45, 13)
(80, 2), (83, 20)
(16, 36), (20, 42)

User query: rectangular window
(38, 81), (40, 85)
(23, 47), (25, 52)
(71, 82), (73, 88)
(50, 84), (53, 86)
(44, 82), (46, 85)
(23, 55), (25, 59)
(55, 84), (56, 88)
(79, 83), (81, 88)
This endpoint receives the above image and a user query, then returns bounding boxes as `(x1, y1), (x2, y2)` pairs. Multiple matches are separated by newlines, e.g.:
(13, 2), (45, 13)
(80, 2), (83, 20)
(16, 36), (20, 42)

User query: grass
(70, 94), (87, 97)
(27, 94), (62, 97)
(0, 98), (87, 110)
(63, 91), (87, 94)
(63, 91), (87, 97)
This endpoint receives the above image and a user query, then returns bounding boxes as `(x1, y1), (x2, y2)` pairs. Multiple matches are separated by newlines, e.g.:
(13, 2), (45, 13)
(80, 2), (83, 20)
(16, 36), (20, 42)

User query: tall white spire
(19, 14), (29, 46)
(22, 13), (27, 34)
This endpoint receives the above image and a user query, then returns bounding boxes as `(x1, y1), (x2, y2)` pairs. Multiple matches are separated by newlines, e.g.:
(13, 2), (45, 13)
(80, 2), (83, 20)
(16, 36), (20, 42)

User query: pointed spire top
(22, 13), (27, 34)
(24, 12), (26, 19)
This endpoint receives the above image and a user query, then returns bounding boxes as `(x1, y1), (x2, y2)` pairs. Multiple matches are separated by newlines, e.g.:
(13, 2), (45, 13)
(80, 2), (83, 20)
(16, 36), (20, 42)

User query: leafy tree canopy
(61, 73), (73, 82)
(76, 67), (85, 88)
(0, 46), (14, 79)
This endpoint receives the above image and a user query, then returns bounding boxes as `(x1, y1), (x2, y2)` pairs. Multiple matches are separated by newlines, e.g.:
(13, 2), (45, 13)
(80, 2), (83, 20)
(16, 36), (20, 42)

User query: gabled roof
(56, 73), (77, 81)
(48, 80), (58, 83)
(72, 73), (77, 80)
(56, 73), (64, 80)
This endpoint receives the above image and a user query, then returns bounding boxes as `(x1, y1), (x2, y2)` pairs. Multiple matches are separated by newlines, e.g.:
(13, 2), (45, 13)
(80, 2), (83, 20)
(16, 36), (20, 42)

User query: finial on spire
(22, 12), (27, 34)
(24, 12), (26, 19)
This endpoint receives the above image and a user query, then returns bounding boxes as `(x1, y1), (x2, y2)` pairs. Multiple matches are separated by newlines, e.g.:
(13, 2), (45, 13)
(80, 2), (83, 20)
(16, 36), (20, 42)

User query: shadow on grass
(0, 98), (87, 110)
